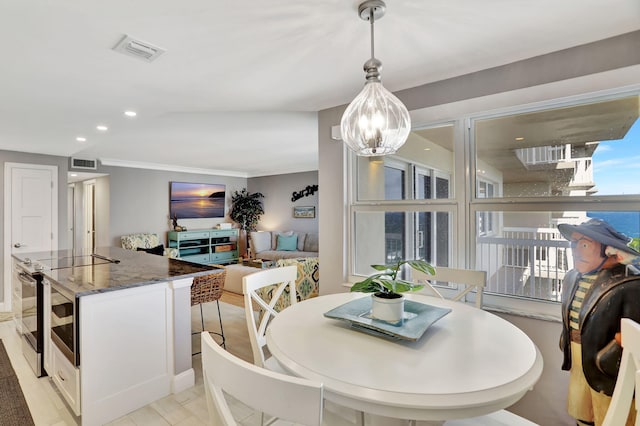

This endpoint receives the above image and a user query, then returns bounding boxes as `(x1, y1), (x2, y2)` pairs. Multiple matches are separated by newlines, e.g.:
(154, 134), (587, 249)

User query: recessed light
(96, 125), (108, 132)
(124, 110), (137, 117)
(515, 137), (524, 141)
(423, 148), (431, 151)
(76, 136), (87, 142)
(70, 173), (78, 177)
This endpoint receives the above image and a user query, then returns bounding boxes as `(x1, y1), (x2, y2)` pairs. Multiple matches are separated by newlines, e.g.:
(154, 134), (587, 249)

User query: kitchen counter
(11, 246), (220, 425)
(12, 246), (220, 298)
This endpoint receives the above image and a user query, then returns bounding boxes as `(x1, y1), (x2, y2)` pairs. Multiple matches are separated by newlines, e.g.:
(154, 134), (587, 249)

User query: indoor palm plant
(229, 189), (264, 258)
(350, 259), (434, 324)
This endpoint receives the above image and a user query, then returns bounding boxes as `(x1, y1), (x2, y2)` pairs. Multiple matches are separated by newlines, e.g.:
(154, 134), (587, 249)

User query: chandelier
(340, 0), (411, 156)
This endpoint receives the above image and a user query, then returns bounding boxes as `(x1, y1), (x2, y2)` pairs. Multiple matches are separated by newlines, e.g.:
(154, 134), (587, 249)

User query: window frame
(348, 87), (640, 320)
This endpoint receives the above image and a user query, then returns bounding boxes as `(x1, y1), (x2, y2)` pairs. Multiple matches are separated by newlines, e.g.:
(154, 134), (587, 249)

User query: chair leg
(215, 300), (226, 349)
(191, 301), (226, 356)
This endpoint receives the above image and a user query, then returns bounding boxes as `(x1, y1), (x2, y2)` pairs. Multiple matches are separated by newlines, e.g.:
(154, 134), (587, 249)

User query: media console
(168, 229), (239, 265)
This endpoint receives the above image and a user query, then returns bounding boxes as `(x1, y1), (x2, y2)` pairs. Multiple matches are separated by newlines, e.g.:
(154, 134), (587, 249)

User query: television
(170, 182), (226, 219)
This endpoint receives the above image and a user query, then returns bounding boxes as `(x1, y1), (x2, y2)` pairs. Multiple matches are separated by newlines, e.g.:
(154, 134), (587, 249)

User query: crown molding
(99, 158), (249, 178)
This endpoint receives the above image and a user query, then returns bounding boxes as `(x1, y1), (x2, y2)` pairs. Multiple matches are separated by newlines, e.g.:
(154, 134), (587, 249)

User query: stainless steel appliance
(15, 253), (119, 374)
(14, 260), (46, 377)
(50, 281), (78, 366)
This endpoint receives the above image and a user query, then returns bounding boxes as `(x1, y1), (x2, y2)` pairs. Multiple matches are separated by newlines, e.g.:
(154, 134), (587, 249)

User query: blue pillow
(276, 234), (297, 251)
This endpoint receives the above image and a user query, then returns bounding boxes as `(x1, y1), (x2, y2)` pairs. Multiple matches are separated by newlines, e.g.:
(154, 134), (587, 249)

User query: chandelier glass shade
(340, 0), (411, 156)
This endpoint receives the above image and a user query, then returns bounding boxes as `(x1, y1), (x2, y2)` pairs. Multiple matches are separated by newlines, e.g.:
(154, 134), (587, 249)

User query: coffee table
(240, 258), (276, 269)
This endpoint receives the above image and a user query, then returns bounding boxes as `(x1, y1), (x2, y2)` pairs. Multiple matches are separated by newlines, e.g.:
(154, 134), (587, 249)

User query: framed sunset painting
(170, 182), (226, 219)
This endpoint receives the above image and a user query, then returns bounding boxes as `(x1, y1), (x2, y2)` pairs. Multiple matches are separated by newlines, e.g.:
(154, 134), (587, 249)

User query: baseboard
(172, 368), (195, 394)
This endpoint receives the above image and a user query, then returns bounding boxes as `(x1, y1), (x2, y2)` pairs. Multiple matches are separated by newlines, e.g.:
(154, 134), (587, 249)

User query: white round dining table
(266, 292), (543, 422)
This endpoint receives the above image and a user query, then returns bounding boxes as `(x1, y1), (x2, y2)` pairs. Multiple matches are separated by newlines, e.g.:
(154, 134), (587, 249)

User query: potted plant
(350, 259), (434, 325)
(229, 189), (264, 258)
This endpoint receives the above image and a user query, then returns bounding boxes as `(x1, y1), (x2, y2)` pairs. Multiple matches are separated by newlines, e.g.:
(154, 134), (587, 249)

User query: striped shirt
(569, 273), (597, 331)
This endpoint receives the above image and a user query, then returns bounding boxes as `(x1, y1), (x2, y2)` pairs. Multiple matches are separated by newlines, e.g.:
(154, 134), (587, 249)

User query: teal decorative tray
(324, 297), (451, 341)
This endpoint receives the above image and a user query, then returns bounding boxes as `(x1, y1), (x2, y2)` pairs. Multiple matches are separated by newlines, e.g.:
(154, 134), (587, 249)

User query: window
(351, 92), (640, 313)
(477, 179), (496, 235)
(351, 124), (455, 277)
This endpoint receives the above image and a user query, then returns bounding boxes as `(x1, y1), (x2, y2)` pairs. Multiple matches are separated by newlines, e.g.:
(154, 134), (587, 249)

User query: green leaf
(406, 260), (435, 275)
(370, 264), (392, 271)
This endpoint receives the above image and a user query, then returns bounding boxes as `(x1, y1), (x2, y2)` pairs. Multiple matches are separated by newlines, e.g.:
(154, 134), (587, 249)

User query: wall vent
(112, 35), (166, 62)
(71, 158), (97, 170)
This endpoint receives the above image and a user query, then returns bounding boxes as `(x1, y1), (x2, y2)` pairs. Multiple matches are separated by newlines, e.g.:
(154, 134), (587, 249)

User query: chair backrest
(201, 332), (323, 426)
(191, 270), (226, 306)
(243, 265), (298, 368)
(413, 266), (487, 308)
(120, 232), (161, 250)
(602, 318), (640, 426)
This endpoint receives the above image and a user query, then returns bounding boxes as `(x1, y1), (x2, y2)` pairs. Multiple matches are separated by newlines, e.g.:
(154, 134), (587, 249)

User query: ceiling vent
(112, 35), (166, 62)
(71, 158), (97, 170)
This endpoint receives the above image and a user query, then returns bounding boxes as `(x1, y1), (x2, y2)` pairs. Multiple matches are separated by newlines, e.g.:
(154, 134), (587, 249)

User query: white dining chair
(413, 266), (487, 308)
(602, 318), (640, 426)
(201, 331), (320, 426)
(243, 266), (364, 426)
(242, 265), (298, 370)
(441, 409), (539, 425)
(201, 332), (356, 426)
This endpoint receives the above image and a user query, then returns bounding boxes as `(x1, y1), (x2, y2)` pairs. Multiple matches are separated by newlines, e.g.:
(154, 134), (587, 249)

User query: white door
(3, 163), (58, 312)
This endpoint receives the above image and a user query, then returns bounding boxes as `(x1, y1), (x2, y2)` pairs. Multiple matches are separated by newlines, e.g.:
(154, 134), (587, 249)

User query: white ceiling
(1, 0), (639, 177)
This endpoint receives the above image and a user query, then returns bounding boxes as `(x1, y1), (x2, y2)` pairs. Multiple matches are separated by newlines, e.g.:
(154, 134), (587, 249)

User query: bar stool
(191, 269), (226, 355)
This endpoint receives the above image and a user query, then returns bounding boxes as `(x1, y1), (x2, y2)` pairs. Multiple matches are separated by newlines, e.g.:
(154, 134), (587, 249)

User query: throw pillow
(250, 231), (272, 254)
(276, 234), (297, 251)
(137, 244), (164, 256)
(272, 230), (295, 250)
(303, 233), (319, 252)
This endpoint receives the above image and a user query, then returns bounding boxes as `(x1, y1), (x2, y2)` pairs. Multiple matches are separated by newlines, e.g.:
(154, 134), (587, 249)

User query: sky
(171, 182), (225, 199)
(592, 116), (640, 195)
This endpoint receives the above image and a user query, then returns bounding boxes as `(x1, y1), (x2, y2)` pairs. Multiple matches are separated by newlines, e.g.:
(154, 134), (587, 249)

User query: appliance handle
(91, 253), (120, 264)
(17, 272), (36, 286)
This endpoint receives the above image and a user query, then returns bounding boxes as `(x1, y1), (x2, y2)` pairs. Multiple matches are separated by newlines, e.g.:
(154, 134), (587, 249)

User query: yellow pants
(568, 341), (636, 425)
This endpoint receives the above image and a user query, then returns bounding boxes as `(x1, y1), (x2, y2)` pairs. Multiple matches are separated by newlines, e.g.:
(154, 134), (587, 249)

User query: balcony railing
(476, 227), (571, 302)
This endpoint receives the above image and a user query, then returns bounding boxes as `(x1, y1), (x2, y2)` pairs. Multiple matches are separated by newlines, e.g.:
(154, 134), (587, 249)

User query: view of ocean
(587, 211), (640, 238)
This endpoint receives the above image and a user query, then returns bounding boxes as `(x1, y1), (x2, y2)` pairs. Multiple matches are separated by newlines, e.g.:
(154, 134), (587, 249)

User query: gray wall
(249, 171), (318, 233)
(318, 31), (640, 425)
(0, 150), (69, 304)
(100, 165), (248, 247)
(495, 313), (572, 425)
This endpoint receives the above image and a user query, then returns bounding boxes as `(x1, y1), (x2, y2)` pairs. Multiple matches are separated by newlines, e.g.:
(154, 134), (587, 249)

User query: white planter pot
(371, 293), (405, 325)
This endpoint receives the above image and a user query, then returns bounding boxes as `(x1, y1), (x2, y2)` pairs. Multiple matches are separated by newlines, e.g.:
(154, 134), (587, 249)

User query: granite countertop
(12, 246), (221, 298)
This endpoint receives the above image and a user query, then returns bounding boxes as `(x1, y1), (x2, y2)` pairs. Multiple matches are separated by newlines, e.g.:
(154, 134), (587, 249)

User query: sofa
(249, 230), (318, 261)
(120, 233), (179, 258)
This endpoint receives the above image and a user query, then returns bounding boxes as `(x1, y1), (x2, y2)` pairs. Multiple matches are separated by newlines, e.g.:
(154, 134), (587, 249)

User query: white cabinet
(51, 341), (81, 415)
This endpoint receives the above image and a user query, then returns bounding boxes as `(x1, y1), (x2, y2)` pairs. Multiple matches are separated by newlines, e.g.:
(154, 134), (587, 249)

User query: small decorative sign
(293, 206), (316, 218)
(291, 184), (318, 202)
